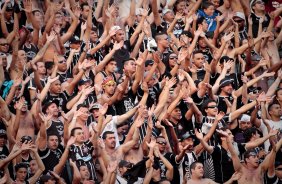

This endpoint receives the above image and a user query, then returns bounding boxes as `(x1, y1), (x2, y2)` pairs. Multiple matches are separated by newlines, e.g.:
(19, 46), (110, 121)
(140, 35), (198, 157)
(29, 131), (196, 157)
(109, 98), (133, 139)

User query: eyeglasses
(207, 106), (217, 109)
(157, 141), (167, 145)
(234, 19), (244, 23)
(0, 43), (9, 46)
(169, 56), (178, 60)
(58, 60), (66, 64)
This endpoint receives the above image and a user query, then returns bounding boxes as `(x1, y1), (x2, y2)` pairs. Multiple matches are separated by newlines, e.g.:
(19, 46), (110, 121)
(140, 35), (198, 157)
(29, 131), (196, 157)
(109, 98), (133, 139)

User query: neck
(221, 141), (228, 150)
(76, 118), (86, 125)
(191, 175), (201, 181)
(255, 11), (264, 16)
(105, 146), (115, 153)
(271, 115), (281, 121)
(169, 117), (178, 125)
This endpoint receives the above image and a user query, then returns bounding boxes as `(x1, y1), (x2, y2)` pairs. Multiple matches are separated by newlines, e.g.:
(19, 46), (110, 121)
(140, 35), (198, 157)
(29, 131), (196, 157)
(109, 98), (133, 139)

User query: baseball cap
(233, 12), (246, 20)
(0, 129), (7, 139)
(239, 114), (251, 122)
(219, 78), (234, 88)
(42, 100), (60, 113)
(78, 78), (92, 86)
(162, 9), (173, 16)
(1, 2), (13, 11)
(110, 26), (122, 33)
(89, 103), (101, 111)
(180, 131), (195, 141)
(69, 35), (81, 44)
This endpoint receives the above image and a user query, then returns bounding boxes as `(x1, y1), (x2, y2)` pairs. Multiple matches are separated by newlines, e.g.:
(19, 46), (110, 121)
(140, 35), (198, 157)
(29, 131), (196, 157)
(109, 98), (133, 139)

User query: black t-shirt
(211, 145), (235, 183)
(38, 145), (63, 173)
(137, 83), (161, 108)
(115, 88), (136, 115)
(251, 13), (270, 38)
(22, 43), (38, 61)
(44, 91), (70, 112)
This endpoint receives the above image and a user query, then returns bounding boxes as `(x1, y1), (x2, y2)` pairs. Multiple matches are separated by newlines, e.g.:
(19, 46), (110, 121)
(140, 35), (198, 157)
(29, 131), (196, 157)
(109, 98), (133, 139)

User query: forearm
(54, 146), (70, 174)
(5, 86), (18, 105)
(245, 135), (270, 150)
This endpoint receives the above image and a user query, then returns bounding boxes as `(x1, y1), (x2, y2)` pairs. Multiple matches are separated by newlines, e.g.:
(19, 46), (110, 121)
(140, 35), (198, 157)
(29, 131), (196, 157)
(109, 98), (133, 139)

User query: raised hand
(15, 97), (25, 110)
(47, 76), (60, 84)
(99, 103), (108, 116)
(67, 136), (76, 147)
(269, 129), (279, 137)
(195, 129), (203, 140)
(39, 113), (53, 124)
(81, 22), (87, 31)
(216, 129), (229, 137)
(148, 104), (155, 117)
(175, 12), (183, 20)
(47, 31), (56, 43)
(146, 138), (156, 149)
(113, 41), (124, 51)
(155, 121), (164, 129)
(135, 116), (145, 128)
(262, 71), (275, 78)
(166, 77), (177, 88)
(215, 111), (225, 121)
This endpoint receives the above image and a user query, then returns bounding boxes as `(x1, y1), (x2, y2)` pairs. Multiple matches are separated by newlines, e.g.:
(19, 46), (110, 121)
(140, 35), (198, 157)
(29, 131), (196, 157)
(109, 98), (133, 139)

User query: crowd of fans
(0, 0), (282, 183)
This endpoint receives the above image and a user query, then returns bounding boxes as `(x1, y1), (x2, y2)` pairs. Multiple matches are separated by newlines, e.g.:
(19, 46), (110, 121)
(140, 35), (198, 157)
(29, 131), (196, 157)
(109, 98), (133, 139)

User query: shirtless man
(101, 119), (141, 167)
(187, 161), (240, 184)
(222, 129), (277, 184)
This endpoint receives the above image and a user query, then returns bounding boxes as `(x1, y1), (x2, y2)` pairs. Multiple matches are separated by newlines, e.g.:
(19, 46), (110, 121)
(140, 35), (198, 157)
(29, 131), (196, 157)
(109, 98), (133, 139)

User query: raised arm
(28, 146), (45, 184)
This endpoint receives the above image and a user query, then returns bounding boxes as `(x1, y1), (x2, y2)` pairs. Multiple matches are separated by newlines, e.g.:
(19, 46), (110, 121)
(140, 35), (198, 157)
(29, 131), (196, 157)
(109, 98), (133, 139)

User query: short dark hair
(192, 50), (203, 58)
(190, 161), (202, 174)
(123, 58), (135, 65)
(268, 102), (280, 112)
(77, 104), (89, 111)
(80, 2), (89, 11)
(70, 127), (82, 137)
(202, 1), (214, 10)
(243, 127), (258, 142)
(201, 99), (216, 116)
(15, 163), (28, 172)
(102, 131), (114, 139)
(196, 17), (206, 27)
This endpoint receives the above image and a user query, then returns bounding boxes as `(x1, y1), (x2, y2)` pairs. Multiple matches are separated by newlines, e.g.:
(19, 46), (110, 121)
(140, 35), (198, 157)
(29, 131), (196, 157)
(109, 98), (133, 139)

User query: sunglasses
(0, 43), (9, 46)
(58, 60), (66, 64)
(234, 19), (244, 23)
(207, 106), (217, 109)
(169, 56), (178, 60)
(157, 141), (167, 145)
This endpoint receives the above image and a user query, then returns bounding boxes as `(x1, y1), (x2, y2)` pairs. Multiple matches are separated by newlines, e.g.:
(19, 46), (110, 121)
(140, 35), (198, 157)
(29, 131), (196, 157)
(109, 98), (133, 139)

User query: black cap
(219, 78), (234, 88)
(1, 2), (13, 11)
(39, 175), (54, 184)
(69, 35), (81, 44)
(118, 160), (133, 168)
(180, 131), (195, 141)
(145, 60), (154, 67)
(0, 129), (7, 139)
(21, 135), (32, 143)
(248, 86), (262, 93)
(78, 78), (92, 86)
(42, 100), (60, 113)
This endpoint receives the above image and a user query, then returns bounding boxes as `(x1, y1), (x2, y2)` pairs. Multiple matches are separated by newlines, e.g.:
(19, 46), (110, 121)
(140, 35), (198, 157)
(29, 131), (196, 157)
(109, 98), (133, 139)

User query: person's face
(204, 5), (215, 16)
(193, 53), (205, 68)
(159, 35), (169, 48)
(156, 137), (167, 153)
(277, 90), (282, 103)
(91, 109), (100, 120)
(180, 34), (190, 46)
(33, 11), (43, 24)
(1, 56), (7, 67)
(221, 84), (233, 95)
(168, 54), (178, 68)
(233, 17), (245, 28)
(80, 166), (90, 180)
(15, 99), (28, 112)
(124, 60), (136, 73)
(57, 57), (67, 72)
(0, 137), (6, 147)
(253, 0), (265, 12)
(171, 107), (182, 120)
(201, 20), (209, 32)
(90, 30), (98, 42)
(47, 135), (59, 150)
(0, 39), (9, 53)
(163, 11), (175, 22)
(105, 61), (117, 73)
(4, 9), (13, 20)
(205, 102), (218, 116)
(46, 103), (59, 116)
(50, 80), (62, 94)
(117, 124), (129, 135)
(246, 154), (260, 168)
(104, 133), (116, 149)
(269, 104), (282, 117)
(119, 166), (128, 176)
(240, 121), (252, 131)
(18, 50), (27, 65)
(75, 129), (85, 143)
(36, 62), (46, 75)
(16, 168), (28, 181)
(176, 1), (186, 13)
(275, 165), (282, 179)
(82, 5), (90, 19)
(70, 42), (81, 50)
(211, 0), (220, 8)
(223, 0), (231, 8)
(182, 137), (194, 151)
(198, 37), (207, 48)
(192, 163), (204, 178)
(45, 179), (56, 184)
(114, 30), (125, 42)
(29, 160), (38, 174)
(55, 13), (63, 25)
(221, 129), (234, 143)
(103, 83), (116, 95)
(78, 107), (89, 121)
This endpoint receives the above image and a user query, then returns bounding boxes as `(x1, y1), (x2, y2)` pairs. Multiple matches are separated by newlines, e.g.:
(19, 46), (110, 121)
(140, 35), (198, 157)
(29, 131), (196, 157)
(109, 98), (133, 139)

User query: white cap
(239, 114), (251, 122)
(110, 26), (122, 33)
(136, 8), (143, 15)
(162, 9), (173, 16)
(233, 12), (246, 20)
